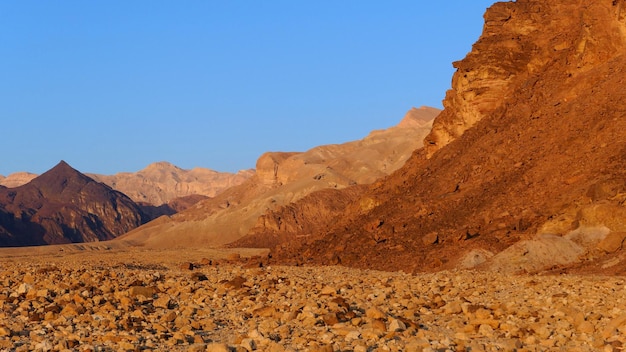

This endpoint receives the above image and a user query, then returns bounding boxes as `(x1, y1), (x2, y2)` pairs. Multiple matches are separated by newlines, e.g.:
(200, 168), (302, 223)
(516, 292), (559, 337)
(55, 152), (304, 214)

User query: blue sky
(1, 1), (496, 175)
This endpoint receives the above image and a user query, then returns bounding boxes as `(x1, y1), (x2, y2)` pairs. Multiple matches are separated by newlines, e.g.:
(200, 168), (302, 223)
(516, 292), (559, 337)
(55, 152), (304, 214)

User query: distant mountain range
(0, 162), (254, 206)
(0, 107), (437, 248)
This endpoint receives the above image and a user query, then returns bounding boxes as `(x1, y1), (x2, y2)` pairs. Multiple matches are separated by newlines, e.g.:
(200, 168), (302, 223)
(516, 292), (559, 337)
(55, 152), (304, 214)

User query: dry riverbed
(0, 247), (625, 351)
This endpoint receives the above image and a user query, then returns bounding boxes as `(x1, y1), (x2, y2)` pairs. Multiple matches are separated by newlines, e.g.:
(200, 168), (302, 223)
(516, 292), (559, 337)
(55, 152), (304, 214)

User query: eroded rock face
(246, 0), (626, 274)
(0, 161), (148, 246)
(88, 162), (254, 206)
(424, 0), (626, 157)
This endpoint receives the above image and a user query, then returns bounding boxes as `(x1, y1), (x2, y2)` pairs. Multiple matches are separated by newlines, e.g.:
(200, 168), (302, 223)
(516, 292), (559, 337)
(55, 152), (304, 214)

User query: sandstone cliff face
(246, 0), (626, 274)
(88, 162), (254, 206)
(0, 161), (149, 246)
(424, 0), (626, 157)
(117, 108), (439, 248)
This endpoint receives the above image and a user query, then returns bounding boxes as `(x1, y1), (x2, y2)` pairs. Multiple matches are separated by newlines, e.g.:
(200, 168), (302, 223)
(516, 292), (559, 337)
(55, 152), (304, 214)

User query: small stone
(16, 283), (32, 295)
(577, 320), (595, 334)
(366, 307), (386, 320)
(154, 295), (172, 309)
(206, 342), (230, 352)
(253, 306), (277, 318)
(389, 318), (407, 332)
(320, 286), (336, 295)
(162, 311), (177, 323)
(443, 300), (463, 314)
(129, 286), (155, 298)
(422, 232), (439, 245)
(180, 262), (194, 270)
(240, 338), (257, 351)
(191, 272), (208, 281)
(598, 232), (626, 253)
(478, 323), (494, 337)
(226, 253), (241, 261)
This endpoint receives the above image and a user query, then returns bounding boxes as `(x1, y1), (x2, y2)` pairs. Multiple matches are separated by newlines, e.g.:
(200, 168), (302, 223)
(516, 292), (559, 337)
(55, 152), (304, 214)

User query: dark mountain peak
(48, 160), (81, 177)
(28, 160), (94, 195)
(0, 160), (150, 246)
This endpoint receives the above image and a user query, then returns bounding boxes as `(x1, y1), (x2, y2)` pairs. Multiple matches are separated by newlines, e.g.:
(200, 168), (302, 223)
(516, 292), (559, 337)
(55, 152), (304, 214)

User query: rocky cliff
(0, 161), (149, 246)
(117, 107), (439, 248)
(241, 0), (626, 274)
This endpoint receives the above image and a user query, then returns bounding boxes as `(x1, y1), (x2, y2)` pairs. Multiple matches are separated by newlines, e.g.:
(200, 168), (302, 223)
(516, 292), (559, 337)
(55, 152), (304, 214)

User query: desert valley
(2, 0), (626, 351)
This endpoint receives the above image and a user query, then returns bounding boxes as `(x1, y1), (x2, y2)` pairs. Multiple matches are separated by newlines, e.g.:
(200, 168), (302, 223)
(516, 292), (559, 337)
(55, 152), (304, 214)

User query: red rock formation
(241, 0), (626, 273)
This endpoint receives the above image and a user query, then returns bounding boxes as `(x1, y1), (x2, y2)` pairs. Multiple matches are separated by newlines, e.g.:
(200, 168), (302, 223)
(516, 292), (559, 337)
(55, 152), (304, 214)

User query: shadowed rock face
(243, 0), (626, 274)
(0, 161), (149, 246)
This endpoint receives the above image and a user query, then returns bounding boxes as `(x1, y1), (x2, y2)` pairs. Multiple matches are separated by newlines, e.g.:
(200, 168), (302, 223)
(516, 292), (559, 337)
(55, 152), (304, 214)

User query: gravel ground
(0, 248), (625, 351)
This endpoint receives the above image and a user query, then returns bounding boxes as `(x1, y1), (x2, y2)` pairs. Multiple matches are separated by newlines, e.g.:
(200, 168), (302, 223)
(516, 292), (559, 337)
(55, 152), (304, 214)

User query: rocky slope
(117, 107), (439, 248)
(0, 161), (149, 246)
(240, 0), (626, 274)
(88, 162), (254, 206)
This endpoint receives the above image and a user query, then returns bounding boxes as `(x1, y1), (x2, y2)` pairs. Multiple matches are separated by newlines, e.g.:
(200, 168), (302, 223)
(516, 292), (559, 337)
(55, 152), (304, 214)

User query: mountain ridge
(117, 107), (440, 248)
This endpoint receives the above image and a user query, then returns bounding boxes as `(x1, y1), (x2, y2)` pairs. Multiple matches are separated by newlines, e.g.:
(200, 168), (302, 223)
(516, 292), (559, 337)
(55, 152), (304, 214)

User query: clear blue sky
(1, 1), (496, 176)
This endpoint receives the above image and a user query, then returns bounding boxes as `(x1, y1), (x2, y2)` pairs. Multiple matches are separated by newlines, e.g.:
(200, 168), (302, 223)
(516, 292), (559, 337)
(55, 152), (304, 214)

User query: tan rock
(601, 314), (626, 339)
(422, 232), (439, 246)
(388, 318), (407, 332)
(320, 286), (336, 295)
(153, 295), (172, 309)
(365, 307), (386, 320)
(129, 286), (155, 298)
(597, 232), (626, 253)
(253, 306), (277, 318)
(577, 320), (595, 334)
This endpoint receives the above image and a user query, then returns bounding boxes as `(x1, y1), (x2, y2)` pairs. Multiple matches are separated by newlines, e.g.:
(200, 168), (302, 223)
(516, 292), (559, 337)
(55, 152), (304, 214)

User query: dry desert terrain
(1, 246), (625, 352)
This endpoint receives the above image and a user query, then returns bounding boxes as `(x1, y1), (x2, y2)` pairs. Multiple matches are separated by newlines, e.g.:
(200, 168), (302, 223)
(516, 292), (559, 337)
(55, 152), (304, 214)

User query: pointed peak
(53, 160), (72, 169)
(28, 160), (92, 191)
(398, 106), (440, 128)
(45, 160), (82, 175)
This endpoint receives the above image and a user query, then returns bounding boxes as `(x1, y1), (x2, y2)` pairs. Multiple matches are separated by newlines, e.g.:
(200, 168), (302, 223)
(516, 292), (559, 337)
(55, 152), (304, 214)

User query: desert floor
(0, 245), (625, 352)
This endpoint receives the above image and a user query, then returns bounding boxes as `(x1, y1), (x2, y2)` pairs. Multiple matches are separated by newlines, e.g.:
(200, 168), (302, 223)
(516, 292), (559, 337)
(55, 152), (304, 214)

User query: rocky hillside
(88, 162), (254, 206)
(0, 161), (149, 246)
(240, 0), (626, 274)
(116, 107), (439, 248)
